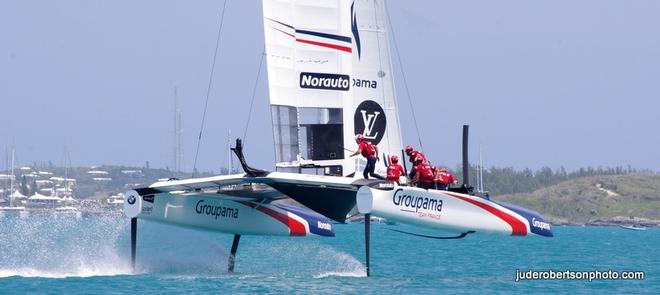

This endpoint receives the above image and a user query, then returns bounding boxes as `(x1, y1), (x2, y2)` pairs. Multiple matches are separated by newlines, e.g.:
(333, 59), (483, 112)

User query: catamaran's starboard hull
(124, 190), (334, 237)
(357, 186), (553, 237)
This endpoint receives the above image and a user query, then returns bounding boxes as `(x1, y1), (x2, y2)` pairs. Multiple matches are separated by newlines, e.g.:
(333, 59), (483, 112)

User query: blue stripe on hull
(273, 203), (335, 237)
(492, 200), (554, 237)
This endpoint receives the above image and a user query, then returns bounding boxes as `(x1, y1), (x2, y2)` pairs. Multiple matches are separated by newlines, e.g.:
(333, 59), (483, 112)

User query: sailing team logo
(354, 100), (386, 144)
(300, 72), (350, 91)
(392, 188), (444, 214)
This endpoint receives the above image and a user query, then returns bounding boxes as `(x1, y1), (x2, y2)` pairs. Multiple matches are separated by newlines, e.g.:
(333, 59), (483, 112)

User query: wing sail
(263, 0), (403, 176)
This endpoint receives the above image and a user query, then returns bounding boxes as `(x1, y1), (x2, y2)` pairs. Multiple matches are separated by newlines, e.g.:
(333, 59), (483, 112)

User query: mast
(478, 145), (484, 192)
(227, 128), (232, 175)
(173, 86), (177, 173)
(64, 146), (69, 200)
(173, 86), (183, 174)
(3, 148), (7, 199)
(462, 125), (469, 187)
(64, 154), (68, 199)
(9, 148), (14, 207)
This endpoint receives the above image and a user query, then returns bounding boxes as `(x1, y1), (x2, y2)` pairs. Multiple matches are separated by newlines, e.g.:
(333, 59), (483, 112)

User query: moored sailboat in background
(0, 148), (29, 218)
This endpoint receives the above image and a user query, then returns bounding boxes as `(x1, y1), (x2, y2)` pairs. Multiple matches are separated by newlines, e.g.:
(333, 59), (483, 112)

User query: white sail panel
(348, 0), (402, 173)
(263, 0), (402, 177)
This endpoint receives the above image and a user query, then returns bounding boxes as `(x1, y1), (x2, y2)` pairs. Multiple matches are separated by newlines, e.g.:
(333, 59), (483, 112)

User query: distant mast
(1, 151), (3, 198)
(172, 86), (184, 174)
(262, 0), (403, 176)
(64, 147), (68, 198)
(9, 148), (15, 206)
(227, 128), (233, 175)
(63, 146), (73, 199)
(478, 145), (484, 192)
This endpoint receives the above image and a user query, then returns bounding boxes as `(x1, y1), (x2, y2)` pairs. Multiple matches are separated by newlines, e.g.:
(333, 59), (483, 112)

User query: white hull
(124, 190), (334, 237)
(357, 186), (553, 237)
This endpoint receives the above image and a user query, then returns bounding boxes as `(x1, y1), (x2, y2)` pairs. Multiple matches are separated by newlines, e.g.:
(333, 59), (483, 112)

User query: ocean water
(0, 215), (657, 294)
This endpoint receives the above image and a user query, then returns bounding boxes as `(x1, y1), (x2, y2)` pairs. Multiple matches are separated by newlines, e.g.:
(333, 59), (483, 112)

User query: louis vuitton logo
(360, 110), (381, 139)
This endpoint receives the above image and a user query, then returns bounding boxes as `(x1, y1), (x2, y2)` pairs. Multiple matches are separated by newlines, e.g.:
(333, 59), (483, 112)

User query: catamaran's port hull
(124, 190), (334, 237)
(357, 186), (553, 237)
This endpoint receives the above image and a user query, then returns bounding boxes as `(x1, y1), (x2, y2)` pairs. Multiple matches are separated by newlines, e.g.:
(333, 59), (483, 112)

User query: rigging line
(384, 1), (425, 152)
(192, 0), (228, 178)
(371, 1), (391, 154)
(242, 49), (266, 144)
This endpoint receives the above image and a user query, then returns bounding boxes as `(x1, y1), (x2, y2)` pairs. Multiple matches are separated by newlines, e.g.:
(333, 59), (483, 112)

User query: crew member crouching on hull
(405, 145), (427, 179)
(434, 167), (457, 190)
(350, 134), (384, 180)
(386, 155), (406, 184)
(411, 156), (434, 189)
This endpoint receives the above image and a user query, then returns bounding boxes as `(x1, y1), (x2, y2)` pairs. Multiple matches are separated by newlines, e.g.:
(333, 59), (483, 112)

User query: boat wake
(132, 234), (367, 278)
(243, 241), (366, 278)
(134, 233), (229, 276)
(312, 249), (366, 278)
(0, 264), (132, 279)
(0, 216), (366, 279)
(0, 216), (133, 279)
(313, 271), (366, 279)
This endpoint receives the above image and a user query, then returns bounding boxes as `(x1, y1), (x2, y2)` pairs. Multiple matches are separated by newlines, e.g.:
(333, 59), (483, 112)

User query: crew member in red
(350, 134), (384, 180)
(411, 156), (434, 189)
(434, 167), (457, 190)
(405, 145), (427, 179)
(386, 155), (406, 184)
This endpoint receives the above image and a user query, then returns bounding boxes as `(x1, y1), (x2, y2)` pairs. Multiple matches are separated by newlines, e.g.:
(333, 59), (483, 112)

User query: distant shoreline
(549, 216), (660, 228)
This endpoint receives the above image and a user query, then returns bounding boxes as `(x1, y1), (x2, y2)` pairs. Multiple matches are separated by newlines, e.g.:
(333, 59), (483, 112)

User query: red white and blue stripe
(444, 192), (553, 237)
(238, 201), (335, 237)
(266, 18), (353, 53)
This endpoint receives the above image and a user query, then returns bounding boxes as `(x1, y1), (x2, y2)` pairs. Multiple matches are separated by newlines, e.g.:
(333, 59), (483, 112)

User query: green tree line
(455, 165), (644, 196)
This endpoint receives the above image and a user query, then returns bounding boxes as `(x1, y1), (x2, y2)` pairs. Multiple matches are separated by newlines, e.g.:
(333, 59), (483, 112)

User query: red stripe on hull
(445, 193), (527, 236)
(238, 201), (307, 236)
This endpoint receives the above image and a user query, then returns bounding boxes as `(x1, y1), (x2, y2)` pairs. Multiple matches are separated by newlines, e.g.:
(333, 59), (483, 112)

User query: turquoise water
(0, 216), (657, 294)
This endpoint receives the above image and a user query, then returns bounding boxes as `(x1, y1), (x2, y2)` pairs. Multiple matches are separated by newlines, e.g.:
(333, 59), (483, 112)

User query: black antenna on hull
(462, 125), (469, 187)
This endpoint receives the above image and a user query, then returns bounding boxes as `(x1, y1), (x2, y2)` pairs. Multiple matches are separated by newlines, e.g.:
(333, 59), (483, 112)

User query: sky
(1, 0), (659, 173)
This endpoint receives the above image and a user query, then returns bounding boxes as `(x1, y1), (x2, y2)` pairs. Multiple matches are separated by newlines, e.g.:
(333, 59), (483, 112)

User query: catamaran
(124, 0), (553, 276)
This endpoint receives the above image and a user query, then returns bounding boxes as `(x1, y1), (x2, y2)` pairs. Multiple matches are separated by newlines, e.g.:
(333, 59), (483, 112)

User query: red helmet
(405, 145), (413, 153)
(414, 155), (424, 165)
(355, 134), (365, 142)
(390, 155), (399, 163)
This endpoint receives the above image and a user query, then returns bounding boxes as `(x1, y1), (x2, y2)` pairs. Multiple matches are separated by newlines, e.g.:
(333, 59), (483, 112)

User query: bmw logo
(127, 195), (136, 205)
